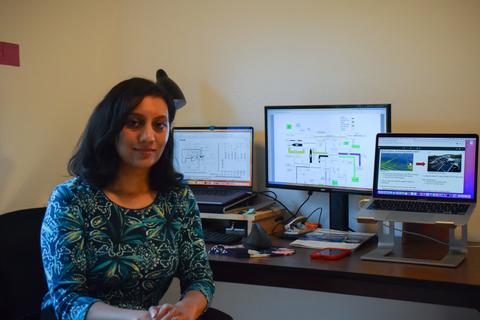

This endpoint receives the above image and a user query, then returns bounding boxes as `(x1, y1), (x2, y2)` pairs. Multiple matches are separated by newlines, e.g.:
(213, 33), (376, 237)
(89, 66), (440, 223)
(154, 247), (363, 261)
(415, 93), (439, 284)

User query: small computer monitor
(172, 126), (254, 188)
(265, 105), (391, 230)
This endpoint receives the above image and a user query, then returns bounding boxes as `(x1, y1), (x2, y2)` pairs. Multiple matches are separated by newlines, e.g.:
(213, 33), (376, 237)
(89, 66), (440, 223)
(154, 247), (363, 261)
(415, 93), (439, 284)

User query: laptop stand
(360, 221), (468, 267)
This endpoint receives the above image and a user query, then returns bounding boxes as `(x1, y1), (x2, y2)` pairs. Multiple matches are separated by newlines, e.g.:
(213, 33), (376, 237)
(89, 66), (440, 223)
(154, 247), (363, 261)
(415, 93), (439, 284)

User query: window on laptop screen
(172, 127), (253, 187)
(374, 135), (478, 201)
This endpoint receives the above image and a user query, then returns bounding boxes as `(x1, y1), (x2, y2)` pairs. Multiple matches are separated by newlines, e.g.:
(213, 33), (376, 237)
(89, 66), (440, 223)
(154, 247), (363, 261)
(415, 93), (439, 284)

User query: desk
(208, 238), (480, 311)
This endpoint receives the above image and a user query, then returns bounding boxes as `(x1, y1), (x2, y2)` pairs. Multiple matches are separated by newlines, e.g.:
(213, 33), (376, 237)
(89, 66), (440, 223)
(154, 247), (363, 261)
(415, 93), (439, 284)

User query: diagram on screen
(273, 114), (380, 189)
(180, 149), (205, 171)
(178, 141), (250, 180)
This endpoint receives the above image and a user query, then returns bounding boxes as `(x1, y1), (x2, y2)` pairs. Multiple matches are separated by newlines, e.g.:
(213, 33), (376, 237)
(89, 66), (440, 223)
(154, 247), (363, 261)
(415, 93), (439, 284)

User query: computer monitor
(265, 105), (391, 230)
(172, 126), (253, 188)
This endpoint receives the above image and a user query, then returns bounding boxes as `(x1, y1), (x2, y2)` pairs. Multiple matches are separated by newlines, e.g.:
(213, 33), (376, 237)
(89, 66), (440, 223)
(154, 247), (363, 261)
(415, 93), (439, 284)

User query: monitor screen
(172, 127), (253, 187)
(265, 105), (391, 194)
(373, 134), (478, 201)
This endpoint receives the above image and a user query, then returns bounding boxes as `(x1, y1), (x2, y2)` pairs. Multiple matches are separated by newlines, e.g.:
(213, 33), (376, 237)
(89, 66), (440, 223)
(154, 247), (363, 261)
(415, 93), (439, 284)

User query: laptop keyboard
(368, 200), (469, 215)
(203, 231), (243, 244)
(195, 188), (238, 196)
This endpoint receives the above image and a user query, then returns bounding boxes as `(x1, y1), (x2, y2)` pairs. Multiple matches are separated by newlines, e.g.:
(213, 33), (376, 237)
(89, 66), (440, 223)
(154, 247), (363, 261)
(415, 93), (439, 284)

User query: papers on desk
(289, 228), (375, 251)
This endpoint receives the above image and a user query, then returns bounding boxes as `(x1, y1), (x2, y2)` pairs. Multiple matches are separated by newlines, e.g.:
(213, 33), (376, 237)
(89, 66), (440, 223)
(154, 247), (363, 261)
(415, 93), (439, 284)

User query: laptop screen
(172, 127), (253, 187)
(373, 134), (478, 201)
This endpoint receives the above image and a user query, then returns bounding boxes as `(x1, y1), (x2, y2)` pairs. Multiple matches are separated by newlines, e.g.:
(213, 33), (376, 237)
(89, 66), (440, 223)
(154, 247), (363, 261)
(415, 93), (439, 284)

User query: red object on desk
(304, 222), (321, 230)
(310, 248), (352, 261)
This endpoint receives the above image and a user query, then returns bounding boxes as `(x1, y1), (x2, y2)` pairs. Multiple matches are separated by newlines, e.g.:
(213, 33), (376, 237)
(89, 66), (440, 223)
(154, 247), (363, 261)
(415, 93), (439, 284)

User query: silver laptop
(358, 133), (478, 225)
(172, 127), (254, 207)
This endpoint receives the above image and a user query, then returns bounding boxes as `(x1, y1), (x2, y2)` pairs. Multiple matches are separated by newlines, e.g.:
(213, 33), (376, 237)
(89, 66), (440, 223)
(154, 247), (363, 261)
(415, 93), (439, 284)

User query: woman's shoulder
(45, 178), (97, 222)
(50, 177), (96, 201)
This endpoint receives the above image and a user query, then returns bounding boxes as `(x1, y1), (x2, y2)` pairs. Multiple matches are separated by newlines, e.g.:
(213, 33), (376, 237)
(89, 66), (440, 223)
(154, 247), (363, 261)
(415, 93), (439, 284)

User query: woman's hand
(149, 291), (207, 320)
(148, 302), (195, 320)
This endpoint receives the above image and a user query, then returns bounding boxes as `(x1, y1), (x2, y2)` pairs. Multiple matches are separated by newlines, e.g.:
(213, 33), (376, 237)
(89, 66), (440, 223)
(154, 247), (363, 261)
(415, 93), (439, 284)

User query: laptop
(172, 126), (254, 211)
(358, 133), (478, 225)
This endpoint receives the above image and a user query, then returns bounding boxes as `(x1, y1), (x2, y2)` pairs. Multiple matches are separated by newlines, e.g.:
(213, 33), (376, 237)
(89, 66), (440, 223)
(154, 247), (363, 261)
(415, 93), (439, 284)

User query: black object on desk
(203, 231), (243, 244)
(242, 223), (272, 250)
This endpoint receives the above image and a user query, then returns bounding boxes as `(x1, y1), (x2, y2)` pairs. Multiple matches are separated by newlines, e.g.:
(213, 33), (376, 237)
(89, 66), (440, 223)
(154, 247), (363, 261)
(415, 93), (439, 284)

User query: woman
(41, 77), (214, 320)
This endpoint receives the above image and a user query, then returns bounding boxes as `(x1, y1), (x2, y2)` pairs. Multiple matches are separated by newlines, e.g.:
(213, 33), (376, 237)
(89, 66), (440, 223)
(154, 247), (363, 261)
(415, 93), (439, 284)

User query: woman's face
(116, 96), (170, 172)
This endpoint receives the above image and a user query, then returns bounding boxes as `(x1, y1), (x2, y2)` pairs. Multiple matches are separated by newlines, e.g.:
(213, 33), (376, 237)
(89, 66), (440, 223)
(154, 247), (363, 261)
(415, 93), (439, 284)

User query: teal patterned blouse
(40, 177), (214, 320)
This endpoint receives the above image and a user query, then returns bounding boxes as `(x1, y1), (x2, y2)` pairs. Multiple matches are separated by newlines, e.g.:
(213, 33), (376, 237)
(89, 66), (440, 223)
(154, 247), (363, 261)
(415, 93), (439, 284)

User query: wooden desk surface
(208, 237), (480, 310)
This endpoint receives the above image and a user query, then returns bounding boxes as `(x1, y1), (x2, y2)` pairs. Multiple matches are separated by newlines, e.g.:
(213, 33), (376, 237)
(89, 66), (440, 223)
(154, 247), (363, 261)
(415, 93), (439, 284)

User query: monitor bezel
(372, 133), (479, 202)
(264, 104), (392, 195)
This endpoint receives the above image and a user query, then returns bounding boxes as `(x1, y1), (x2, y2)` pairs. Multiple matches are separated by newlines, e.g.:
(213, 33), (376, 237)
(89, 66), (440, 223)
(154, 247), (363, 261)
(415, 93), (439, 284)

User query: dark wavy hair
(68, 77), (183, 193)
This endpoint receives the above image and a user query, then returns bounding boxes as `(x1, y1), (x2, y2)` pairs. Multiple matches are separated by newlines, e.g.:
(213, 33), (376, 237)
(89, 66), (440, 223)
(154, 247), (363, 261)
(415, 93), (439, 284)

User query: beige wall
(1, 0), (480, 239)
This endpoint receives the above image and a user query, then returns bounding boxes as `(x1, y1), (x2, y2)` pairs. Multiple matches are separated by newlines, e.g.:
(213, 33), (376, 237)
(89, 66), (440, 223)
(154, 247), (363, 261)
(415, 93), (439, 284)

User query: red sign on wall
(0, 41), (20, 67)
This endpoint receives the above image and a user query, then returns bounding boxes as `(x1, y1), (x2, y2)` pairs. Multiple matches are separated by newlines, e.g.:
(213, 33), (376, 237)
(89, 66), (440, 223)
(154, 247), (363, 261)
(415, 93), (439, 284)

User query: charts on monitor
(178, 138), (250, 179)
(173, 128), (253, 184)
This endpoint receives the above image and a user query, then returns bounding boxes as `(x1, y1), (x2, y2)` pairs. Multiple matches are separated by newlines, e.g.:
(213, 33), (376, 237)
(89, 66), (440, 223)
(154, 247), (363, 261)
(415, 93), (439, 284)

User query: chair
(201, 308), (233, 320)
(0, 207), (47, 320)
(0, 207), (232, 320)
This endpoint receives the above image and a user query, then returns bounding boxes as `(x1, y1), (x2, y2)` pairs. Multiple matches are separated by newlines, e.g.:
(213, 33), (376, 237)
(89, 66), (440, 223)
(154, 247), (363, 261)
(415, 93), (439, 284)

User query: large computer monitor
(265, 104), (391, 230)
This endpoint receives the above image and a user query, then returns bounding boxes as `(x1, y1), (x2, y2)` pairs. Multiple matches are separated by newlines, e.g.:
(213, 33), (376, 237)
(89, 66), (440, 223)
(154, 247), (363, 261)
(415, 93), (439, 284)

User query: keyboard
(368, 200), (469, 215)
(193, 188), (249, 205)
(203, 231), (243, 244)
(195, 188), (237, 196)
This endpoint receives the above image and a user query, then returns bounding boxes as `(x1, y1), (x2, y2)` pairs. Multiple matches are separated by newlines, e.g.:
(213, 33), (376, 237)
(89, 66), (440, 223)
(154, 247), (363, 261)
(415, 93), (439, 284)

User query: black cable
(256, 190), (277, 200)
(384, 222), (449, 246)
(270, 221), (286, 237)
(293, 190), (313, 217)
(305, 206), (323, 224)
(254, 191), (295, 218)
(257, 190), (315, 221)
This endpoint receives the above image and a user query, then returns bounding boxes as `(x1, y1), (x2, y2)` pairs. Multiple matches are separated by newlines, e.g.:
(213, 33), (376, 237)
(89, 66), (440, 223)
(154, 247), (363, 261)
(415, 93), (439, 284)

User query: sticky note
(0, 41), (20, 67)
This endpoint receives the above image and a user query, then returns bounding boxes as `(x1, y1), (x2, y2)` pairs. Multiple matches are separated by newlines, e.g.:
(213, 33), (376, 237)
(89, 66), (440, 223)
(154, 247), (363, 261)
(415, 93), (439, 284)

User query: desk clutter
(209, 244), (295, 258)
(200, 187), (475, 268)
(290, 228), (375, 251)
(200, 195), (284, 248)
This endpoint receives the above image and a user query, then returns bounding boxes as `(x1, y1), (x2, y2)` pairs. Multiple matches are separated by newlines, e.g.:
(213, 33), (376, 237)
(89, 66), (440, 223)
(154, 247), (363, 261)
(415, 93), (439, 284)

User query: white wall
(2, 1), (480, 319)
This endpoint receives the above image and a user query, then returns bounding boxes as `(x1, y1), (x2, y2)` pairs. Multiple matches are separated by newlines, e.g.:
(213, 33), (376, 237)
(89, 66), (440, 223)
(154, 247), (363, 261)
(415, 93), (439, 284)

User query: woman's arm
(173, 291), (207, 318)
(41, 184), (99, 319)
(175, 188), (215, 313)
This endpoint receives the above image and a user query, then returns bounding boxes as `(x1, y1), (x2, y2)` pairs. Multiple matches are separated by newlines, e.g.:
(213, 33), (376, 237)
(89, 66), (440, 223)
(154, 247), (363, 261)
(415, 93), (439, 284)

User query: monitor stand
(361, 221), (467, 267)
(329, 192), (349, 231)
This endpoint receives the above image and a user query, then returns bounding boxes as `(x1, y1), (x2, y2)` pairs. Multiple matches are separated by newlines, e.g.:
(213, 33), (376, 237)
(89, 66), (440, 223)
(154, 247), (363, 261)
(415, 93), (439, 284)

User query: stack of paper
(289, 228), (375, 251)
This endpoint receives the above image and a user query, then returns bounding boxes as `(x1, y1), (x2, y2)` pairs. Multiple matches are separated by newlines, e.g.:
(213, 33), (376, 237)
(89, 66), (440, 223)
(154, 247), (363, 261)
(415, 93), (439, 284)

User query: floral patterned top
(40, 177), (214, 320)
